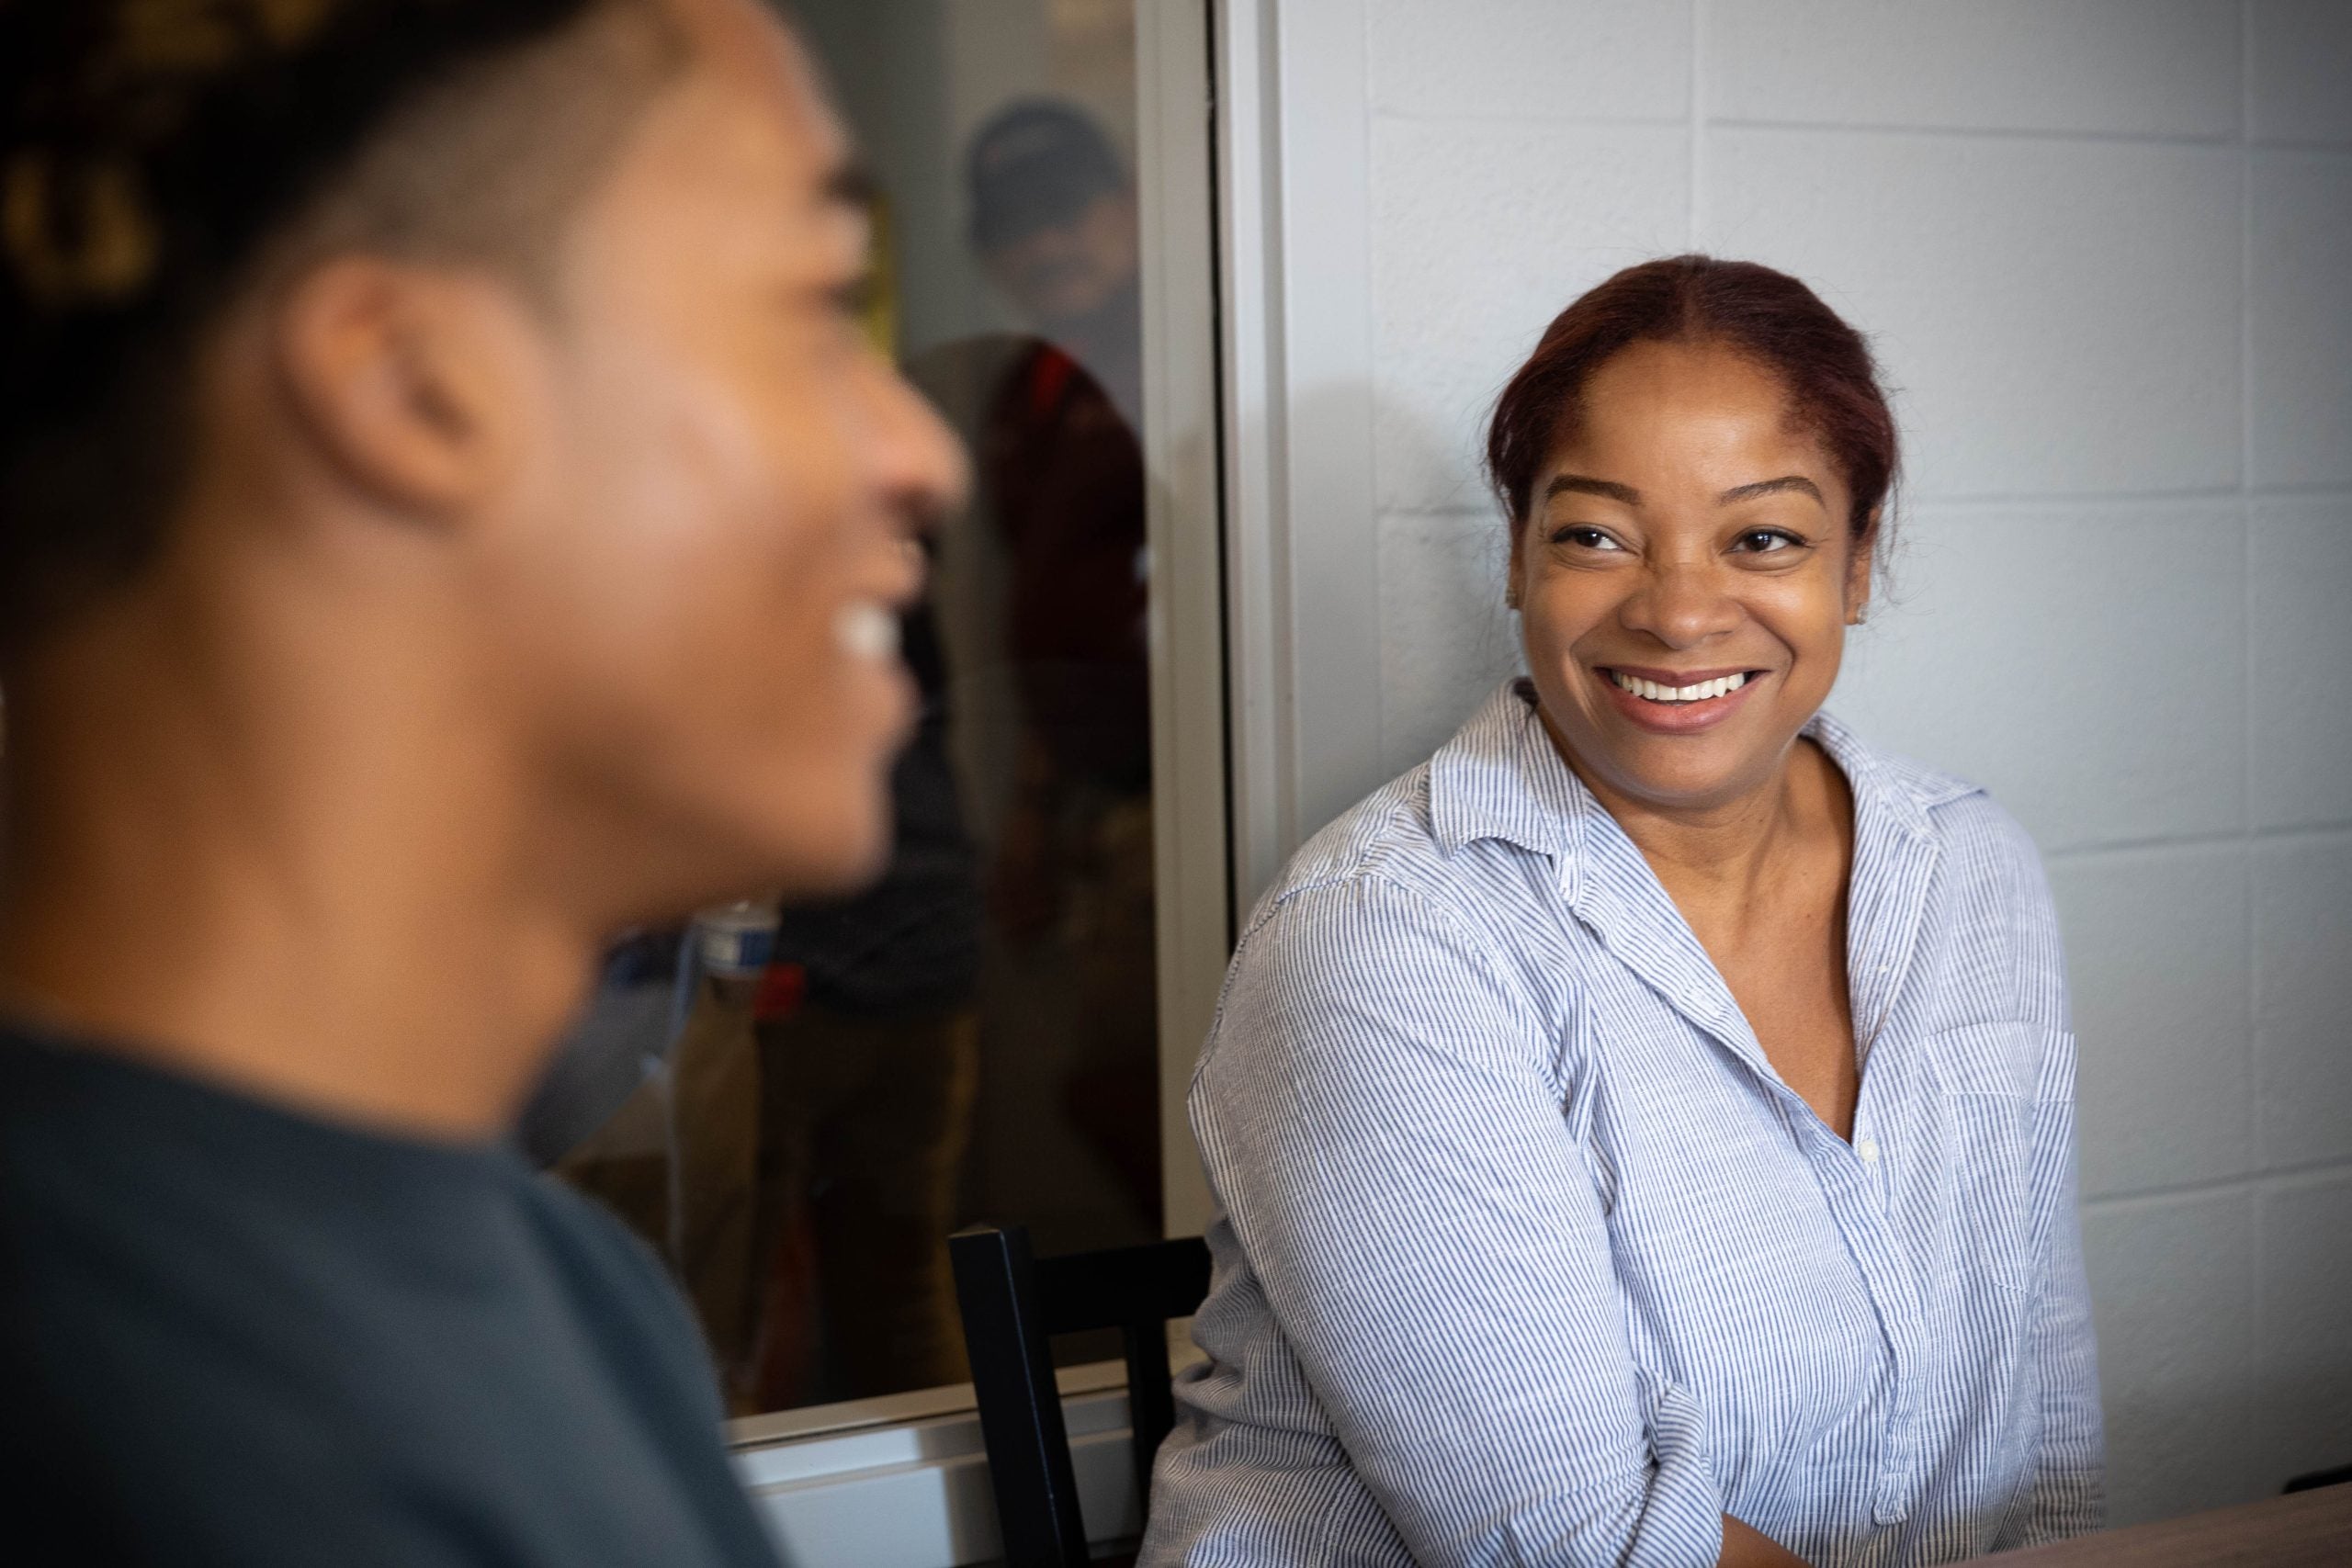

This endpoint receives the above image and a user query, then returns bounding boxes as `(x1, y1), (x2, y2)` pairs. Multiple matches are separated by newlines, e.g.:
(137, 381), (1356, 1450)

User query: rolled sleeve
(1187, 874), (1723, 1568)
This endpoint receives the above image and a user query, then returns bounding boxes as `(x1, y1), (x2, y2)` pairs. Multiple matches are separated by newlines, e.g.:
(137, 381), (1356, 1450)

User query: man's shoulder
(521, 1169), (707, 1349)
(0, 1035), (767, 1566)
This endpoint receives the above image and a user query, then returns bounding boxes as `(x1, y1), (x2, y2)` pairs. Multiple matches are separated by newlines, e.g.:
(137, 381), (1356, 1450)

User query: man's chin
(772, 807), (895, 903)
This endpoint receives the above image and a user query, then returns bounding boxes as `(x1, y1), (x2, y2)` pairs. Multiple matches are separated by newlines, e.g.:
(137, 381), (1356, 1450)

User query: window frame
(724, 0), (1231, 1448)
(726, 1), (1392, 1558)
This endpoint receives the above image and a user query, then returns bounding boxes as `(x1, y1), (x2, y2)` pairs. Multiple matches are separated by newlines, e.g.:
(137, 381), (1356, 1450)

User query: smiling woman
(1142, 257), (2101, 1568)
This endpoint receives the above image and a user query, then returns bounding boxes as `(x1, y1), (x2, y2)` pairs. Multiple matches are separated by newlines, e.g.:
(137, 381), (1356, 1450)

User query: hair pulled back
(1486, 255), (1898, 558)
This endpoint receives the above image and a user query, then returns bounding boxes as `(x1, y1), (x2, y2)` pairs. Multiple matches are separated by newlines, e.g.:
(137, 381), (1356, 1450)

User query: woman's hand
(1721, 1515), (1811, 1566)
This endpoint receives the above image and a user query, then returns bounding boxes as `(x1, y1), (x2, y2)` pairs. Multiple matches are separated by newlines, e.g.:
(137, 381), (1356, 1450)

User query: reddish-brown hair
(1486, 254), (1898, 558)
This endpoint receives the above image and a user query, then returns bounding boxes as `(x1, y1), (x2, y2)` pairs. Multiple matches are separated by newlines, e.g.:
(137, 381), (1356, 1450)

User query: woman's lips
(1593, 663), (1769, 734)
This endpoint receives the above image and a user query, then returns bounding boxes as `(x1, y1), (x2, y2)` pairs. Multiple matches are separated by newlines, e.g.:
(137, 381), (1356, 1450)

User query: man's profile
(0, 0), (962, 1561)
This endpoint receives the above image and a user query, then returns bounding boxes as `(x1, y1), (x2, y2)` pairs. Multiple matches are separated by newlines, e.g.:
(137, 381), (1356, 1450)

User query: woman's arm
(2020, 1051), (2106, 1542)
(2024, 1186), (2104, 1540)
(2012, 832), (2107, 1544)
(1193, 874), (1724, 1568)
(2013, 831), (2107, 1541)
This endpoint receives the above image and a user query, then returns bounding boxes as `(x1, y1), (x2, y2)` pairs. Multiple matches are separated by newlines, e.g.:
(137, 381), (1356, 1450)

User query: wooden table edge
(1993, 1482), (2352, 1565)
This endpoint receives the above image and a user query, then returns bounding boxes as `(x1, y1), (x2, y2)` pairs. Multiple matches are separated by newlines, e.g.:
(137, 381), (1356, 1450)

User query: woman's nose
(1620, 558), (1740, 648)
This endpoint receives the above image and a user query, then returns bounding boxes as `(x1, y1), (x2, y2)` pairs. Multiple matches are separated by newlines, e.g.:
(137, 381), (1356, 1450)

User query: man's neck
(1042, 276), (1143, 428)
(0, 590), (602, 1144)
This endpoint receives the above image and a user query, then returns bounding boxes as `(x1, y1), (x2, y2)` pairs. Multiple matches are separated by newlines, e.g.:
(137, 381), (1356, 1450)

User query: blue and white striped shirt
(1143, 682), (2102, 1567)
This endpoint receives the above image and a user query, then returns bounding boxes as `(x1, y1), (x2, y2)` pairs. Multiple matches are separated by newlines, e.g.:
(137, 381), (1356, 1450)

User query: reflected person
(1145, 258), (2099, 1567)
(961, 100), (1159, 1221)
(0, 1), (962, 1562)
(526, 587), (984, 1414)
(969, 98), (1141, 429)
(743, 578), (984, 1408)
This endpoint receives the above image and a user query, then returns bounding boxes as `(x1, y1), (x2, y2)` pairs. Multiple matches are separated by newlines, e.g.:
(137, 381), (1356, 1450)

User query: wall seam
(2043, 821), (2352, 863)
(1904, 488), (2235, 510)
(1387, 484), (2352, 519)
(2085, 1156), (2352, 1213)
(1369, 107), (1690, 130)
(2237, 0), (2267, 1444)
(1708, 117), (2236, 150)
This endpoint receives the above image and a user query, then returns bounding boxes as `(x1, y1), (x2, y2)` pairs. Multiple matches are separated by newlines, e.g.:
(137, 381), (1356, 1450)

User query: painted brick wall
(1360, 0), (2352, 1527)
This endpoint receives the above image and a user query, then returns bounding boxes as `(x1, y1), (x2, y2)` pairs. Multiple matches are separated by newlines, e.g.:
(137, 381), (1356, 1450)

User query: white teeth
(834, 601), (899, 664)
(1610, 670), (1751, 704)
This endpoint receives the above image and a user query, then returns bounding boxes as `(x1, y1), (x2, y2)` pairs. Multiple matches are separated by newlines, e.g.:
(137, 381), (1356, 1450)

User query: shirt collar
(1801, 707), (1942, 841)
(1428, 681), (1589, 865)
(1425, 679), (1973, 876)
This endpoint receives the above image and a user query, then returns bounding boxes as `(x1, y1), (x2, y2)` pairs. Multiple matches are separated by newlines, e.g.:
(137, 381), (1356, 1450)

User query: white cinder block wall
(1354, 0), (2352, 1528)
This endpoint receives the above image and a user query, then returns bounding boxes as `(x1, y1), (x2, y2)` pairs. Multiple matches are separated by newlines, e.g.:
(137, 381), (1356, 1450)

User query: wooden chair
(948, 1224), (1212, 1567)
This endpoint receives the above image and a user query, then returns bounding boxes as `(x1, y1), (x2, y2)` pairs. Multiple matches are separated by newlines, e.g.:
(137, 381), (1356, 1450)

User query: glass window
(525, 0), (1211, 1419)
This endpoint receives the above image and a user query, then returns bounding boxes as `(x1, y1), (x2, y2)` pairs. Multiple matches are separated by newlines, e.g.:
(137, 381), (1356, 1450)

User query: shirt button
(1858, 1138), (1880, 1165)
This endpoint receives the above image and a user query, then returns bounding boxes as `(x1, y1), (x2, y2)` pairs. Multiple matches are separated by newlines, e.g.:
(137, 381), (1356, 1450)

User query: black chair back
(949, 1224), (1212, 1568)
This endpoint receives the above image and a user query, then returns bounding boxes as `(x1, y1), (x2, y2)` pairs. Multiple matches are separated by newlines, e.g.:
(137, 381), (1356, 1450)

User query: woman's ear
(1844, 507), (1879, 626)
(1505, 520), (1526, 612)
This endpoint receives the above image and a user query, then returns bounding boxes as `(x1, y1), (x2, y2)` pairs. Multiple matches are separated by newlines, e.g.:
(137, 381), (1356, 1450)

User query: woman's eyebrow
(1717, 475), (1824, 505)
(1543, 474), (1641, 504)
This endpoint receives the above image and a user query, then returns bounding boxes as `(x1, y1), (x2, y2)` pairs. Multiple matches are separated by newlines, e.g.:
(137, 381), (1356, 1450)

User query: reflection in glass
(533, 0), (1162, 1416)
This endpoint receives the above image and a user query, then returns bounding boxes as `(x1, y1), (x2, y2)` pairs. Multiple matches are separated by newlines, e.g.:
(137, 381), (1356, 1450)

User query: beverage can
(692, 898), (781, 982)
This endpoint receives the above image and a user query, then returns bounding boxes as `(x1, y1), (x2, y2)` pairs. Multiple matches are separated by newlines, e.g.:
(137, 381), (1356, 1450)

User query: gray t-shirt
(0, 1028), (783, 1567)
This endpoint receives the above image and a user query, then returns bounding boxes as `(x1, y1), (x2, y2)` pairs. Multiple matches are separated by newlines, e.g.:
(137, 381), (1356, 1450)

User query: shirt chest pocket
(1923, 1022), (2057, 1298)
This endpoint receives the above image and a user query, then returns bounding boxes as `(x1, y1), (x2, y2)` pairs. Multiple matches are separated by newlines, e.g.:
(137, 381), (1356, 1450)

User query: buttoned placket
(1839, 796), (1946, 1529)
(1562, 732), (1952, 1533)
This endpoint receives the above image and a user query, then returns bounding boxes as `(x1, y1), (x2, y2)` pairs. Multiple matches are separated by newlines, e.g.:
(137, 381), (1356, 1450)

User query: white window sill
(729, 1361), (1146, 1568)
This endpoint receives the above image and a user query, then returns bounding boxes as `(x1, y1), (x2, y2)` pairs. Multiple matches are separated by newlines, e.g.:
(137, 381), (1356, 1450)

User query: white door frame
(1151, 0), (1389, 1235)
(1216, 0), (1384, 916)
(1137, 0), (1229, 1242)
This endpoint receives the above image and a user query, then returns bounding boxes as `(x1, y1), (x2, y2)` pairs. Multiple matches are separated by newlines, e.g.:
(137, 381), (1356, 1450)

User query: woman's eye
(1554, 525), (1623, 551)
(1734, 529), (1800, 553)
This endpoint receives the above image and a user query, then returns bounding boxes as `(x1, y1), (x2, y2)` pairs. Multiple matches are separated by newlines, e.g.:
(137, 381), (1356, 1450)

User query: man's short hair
(0, 0), (681, 658)
(965, 99), (1126, 254)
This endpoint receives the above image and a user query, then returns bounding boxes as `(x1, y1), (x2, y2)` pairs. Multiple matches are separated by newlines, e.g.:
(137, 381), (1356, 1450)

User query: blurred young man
(0, 0), (962, 1561)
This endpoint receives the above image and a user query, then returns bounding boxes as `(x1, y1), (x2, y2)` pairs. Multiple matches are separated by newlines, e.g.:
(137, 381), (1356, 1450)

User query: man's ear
(270, 257), (535, 520)
(1844, 507), (1879, 626)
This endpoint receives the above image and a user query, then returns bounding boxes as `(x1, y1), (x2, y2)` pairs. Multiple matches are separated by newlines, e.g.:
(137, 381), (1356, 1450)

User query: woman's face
(1509, 338), (1872, 817)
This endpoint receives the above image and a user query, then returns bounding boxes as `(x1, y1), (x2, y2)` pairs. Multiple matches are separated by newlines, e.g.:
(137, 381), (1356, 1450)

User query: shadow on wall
(1367, 386), (1524, 781)
(2101, 1376), (2347, 1529)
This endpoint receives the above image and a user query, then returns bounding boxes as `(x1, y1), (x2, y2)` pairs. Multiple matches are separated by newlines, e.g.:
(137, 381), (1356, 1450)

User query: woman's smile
(1594, 663), (1771, 734)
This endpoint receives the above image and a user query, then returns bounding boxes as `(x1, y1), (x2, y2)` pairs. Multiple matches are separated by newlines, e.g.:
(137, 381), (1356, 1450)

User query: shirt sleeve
(1188, 874), (1724, 1568)
(2019, 1044), (2106, 1544)
(2006, 818), (2107, 1546)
